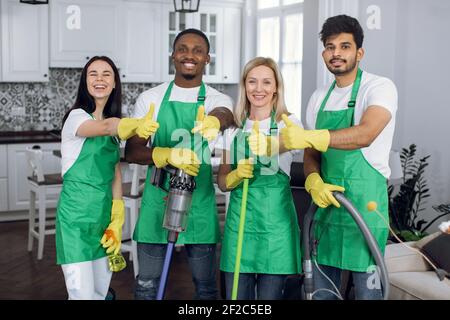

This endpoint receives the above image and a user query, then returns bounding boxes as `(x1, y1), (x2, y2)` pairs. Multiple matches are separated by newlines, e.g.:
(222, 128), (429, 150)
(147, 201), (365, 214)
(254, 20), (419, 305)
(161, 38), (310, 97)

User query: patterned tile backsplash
(0, 68), (228, 132)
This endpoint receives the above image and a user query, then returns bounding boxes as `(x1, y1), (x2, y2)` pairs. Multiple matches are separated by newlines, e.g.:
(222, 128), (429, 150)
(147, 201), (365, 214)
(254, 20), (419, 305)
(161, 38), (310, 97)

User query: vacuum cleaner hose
(302, 192), (390, 300)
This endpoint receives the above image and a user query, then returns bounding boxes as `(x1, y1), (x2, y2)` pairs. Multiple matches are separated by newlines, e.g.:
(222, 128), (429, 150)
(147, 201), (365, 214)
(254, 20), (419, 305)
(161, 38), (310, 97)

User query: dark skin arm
(124, 135), (154, 165)
(125, 107), (235, 164)
(303, 148), (321, 178)
(217, 150), (232, 192)
(209, 107), (235, 132)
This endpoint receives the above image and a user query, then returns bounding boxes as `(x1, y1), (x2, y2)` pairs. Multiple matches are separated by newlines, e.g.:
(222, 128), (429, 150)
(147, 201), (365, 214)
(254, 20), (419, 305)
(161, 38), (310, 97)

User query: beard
(181, 73), (196, 80)
(326, 55), (358, 76)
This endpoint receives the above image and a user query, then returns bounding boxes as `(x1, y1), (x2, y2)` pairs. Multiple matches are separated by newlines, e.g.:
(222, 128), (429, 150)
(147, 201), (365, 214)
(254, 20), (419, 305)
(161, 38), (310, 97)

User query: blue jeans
(134, 243), (218, 300)
(224, 272), (286, 300)
(312, 263), (382, 300)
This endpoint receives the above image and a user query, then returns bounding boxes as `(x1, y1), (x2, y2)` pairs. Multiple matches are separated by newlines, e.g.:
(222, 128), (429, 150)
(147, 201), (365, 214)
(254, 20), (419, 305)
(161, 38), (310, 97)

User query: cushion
(421, 234), (450, 278)
(415, 232), (441, 250)
(389, 271), (450, 300)
(385, 242), (431, 273)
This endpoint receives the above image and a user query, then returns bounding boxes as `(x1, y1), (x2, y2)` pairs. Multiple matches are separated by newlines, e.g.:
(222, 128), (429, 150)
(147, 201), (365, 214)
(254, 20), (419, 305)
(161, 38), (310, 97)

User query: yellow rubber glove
(305, 172), (345, 208)
(248, 120), (279, 157)
(117, 118), (141, 141)
(135, 103), (159, 139)
(100, 199), (125, 255)
(225, 158), (254, 189)
(280, 114), (330, 152)
(152, 147), (201, 176)
(191, 105), (220, 141)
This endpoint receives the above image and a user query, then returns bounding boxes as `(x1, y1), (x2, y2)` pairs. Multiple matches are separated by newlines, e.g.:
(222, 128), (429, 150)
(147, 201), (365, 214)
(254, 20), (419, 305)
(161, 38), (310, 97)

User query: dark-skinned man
(126, 28), (234, 300)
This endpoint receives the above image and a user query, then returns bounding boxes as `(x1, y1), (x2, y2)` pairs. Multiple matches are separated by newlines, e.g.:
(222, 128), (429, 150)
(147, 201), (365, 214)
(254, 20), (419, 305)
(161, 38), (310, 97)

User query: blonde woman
(217, 57), (302, 300)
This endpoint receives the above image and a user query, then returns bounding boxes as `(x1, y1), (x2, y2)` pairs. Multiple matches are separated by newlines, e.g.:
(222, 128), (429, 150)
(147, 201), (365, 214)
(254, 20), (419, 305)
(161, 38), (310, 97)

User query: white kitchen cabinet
(50, 0), (124, 68)
(0, 145), (7, 211)
(0, 145), (6, 178)
(221, 7), (242, 83)
(196, 6), (223, 83)
(0, 178), (7, 212)
(0, 0), (49, 82)
(120, 1), (162, 83)
(161, 1), (242, 83)
(6, 143), (61, 211)
(161, 3), (196, 81)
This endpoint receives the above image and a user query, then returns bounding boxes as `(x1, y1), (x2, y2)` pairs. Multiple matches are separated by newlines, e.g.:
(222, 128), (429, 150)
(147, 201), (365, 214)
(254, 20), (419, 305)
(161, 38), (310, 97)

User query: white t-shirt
(218, 114), (301, 177)
(133, 82), (233, 150)
(305, 71), (398, 178)
(60, 109), (92, 177)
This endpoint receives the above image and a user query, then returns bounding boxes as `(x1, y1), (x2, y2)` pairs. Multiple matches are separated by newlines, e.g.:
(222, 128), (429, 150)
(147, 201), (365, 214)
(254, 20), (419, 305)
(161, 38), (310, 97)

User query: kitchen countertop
(0, 130), (61, 144)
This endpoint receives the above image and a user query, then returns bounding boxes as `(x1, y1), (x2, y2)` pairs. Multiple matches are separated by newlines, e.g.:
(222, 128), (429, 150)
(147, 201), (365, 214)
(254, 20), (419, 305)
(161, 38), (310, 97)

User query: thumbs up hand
(280, 114), (330, 152)
(135, 103), (160, 139)
(248, 121), (266, 156)
(248, 121), (279, 156)
(280, 114), (306, 150)
(191, 105), (220, 141)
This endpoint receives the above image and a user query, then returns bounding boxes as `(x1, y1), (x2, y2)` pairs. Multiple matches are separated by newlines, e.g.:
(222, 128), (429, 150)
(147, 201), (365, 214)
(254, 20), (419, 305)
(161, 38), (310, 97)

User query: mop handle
(231, 178), (249, 300)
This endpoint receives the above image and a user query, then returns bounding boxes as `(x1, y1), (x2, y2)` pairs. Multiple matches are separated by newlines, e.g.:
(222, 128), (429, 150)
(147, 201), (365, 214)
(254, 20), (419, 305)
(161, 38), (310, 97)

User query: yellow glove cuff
(305, 172), (323, 194)
(206, 115), (220, 129)
(111, 199), (125, 226)
(117, 118), (140, 140)
(152, 147), (169, 168)
(306, 130), (330, 152)
(225, 169), (243, 189)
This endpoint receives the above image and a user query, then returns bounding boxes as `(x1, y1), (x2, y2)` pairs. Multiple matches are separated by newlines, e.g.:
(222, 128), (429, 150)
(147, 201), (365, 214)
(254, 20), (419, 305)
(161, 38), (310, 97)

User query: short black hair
(320, 15), (364, 49)
(172, 28), (210, 54)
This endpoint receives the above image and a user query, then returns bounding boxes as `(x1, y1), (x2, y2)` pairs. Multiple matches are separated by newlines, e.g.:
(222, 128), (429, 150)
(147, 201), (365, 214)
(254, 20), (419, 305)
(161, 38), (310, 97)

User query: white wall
(310, 0), (450, 231)
(389, 0), (450, 231)
(301, 0), (319, 123)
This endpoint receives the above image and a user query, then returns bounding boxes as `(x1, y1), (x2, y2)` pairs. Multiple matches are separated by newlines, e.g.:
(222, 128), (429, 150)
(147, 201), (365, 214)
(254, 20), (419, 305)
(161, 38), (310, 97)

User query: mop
(231, 178), (249, 300)
(156, 231), (178, 300)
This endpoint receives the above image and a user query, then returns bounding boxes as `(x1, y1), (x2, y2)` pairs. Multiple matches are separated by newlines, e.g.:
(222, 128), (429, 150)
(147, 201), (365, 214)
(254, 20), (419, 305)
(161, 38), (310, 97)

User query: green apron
(133, 81), (220, 244)
(56, 130), (120, 265)
(220, 114), (302, 274)
(314, 69), (389, 272)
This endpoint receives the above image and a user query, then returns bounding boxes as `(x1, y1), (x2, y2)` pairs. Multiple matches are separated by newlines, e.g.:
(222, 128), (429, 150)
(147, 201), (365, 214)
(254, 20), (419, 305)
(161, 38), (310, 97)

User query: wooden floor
(0, 220), (224, 300)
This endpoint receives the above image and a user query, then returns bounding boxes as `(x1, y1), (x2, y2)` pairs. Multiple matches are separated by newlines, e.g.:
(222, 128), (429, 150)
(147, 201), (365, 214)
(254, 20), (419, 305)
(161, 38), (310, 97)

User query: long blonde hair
(234, 57), (290, 128)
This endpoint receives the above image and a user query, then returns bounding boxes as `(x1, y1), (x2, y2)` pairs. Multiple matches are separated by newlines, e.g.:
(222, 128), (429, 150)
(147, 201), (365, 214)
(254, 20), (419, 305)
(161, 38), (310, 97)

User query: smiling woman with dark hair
(56, 56), (159, 300)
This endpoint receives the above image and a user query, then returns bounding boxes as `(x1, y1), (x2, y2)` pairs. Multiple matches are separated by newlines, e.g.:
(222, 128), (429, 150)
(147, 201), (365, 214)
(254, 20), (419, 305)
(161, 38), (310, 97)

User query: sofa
(384, 235), (450, 300)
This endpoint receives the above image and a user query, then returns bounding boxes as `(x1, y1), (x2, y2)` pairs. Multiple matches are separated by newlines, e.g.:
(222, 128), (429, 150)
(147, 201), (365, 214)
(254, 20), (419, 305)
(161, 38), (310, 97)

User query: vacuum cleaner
(302, 191), (390, 300)
(150, 165), (196, 300)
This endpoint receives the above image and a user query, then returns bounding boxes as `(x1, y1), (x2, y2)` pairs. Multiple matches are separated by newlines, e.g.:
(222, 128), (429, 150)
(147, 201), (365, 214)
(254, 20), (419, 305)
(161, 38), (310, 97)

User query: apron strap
(317, 68), (363, 124)
(197, 82), (206, 103)
(163, 81), (206, 105)
(347, 68), (363, 108)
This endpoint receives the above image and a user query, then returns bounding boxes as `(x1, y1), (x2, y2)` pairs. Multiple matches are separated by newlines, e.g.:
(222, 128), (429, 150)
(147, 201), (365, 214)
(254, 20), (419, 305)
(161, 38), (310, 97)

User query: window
(256, 0), (304, 120)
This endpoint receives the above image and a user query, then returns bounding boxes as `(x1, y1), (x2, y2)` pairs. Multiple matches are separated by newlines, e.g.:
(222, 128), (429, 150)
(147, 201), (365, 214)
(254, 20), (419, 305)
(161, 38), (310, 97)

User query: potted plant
(388, 144), (431, 241)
